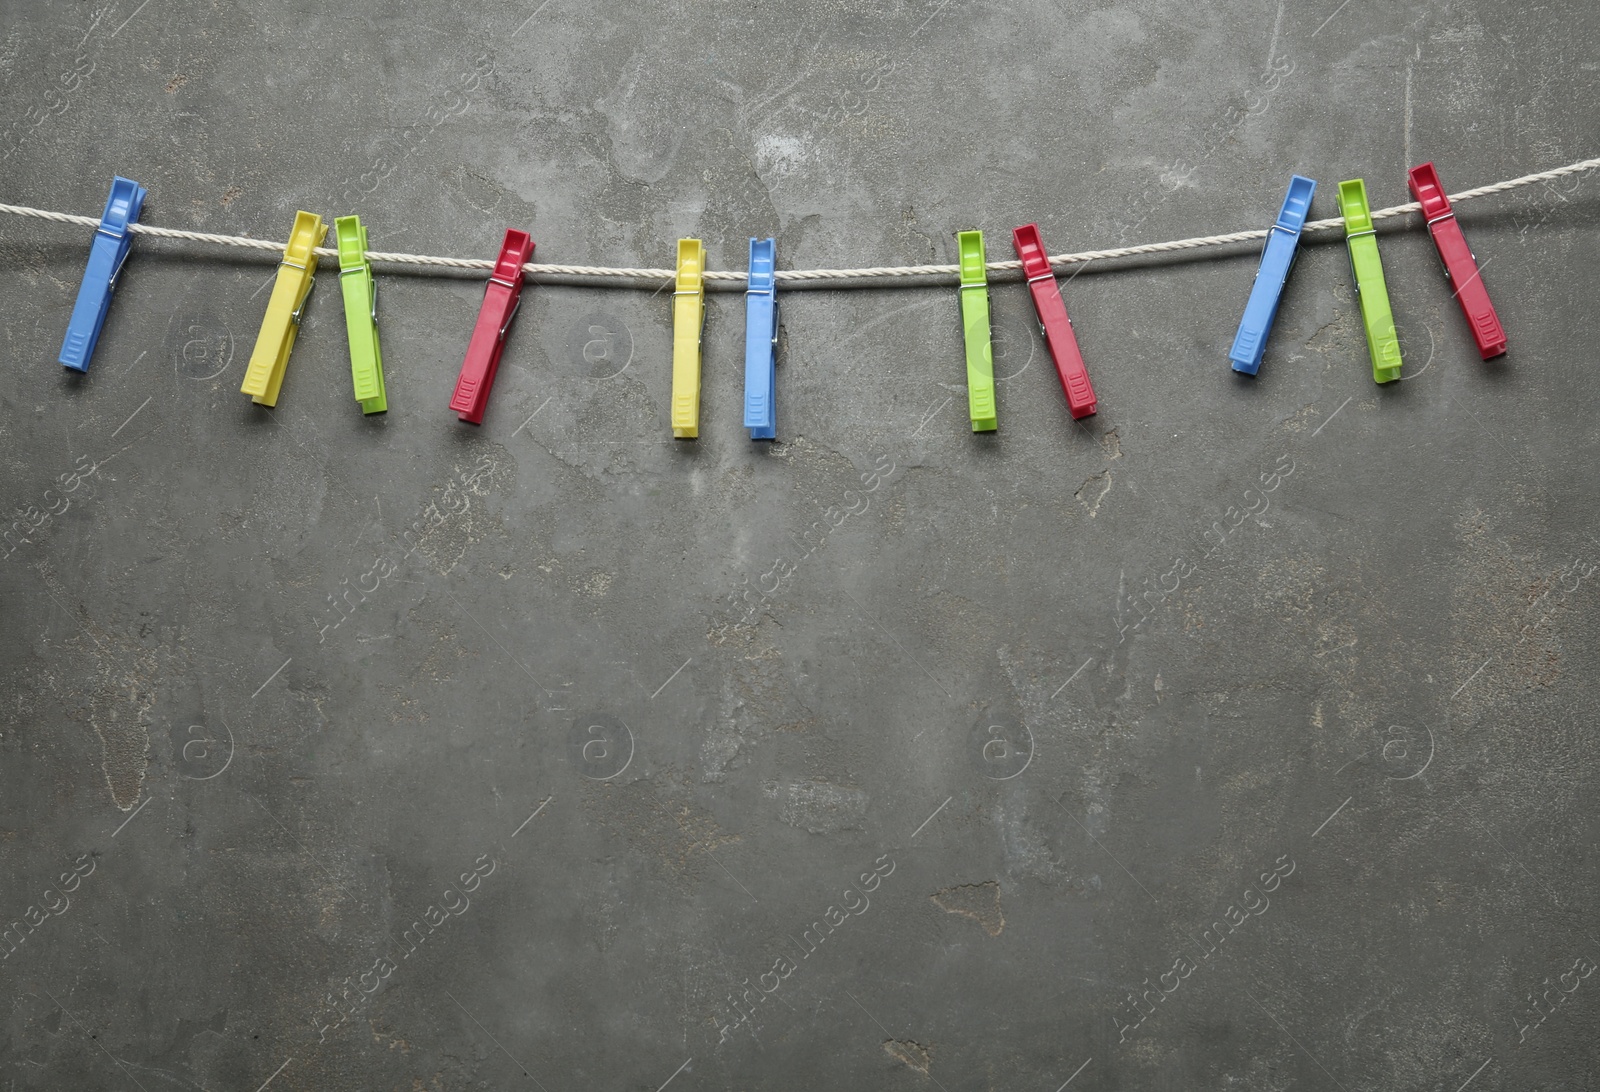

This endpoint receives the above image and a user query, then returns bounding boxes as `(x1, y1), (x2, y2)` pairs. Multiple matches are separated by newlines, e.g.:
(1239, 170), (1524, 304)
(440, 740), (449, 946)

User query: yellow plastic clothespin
(671, 238), (706, 438)
(241, 211), (327, 406)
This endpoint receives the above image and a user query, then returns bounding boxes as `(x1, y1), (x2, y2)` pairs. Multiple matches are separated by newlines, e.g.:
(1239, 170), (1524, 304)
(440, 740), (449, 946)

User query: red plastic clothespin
(449, 229), (535, 424)
(1011, 223), (1096, 418)
(1407, 163), (1506, 359)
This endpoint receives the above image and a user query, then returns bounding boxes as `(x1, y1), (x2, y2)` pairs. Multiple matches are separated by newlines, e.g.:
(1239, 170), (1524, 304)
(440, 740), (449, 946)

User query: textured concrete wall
(1, 1), (1597, 1090)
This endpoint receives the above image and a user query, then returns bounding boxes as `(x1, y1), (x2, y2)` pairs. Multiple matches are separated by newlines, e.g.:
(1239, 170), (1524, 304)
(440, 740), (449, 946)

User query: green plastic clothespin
(336, 215), (386, 414)
(1337, 180), (1401, 384)
(956, 230), (997, 431)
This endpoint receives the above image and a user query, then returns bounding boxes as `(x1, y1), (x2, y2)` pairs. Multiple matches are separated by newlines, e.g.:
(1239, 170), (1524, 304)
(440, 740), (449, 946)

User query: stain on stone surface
(931, 880), (1004, 936)
(765, 779), (868, 834)
(883, 1038), (931, 1075)
(55, 602), (161, 811)
(578, 570), (613, 598)
(583, 775), (738, 878)
(991, 797), (1068, 881)
(702, 636), (818, 782)
(368, 1018), (412, 1053)
(406, 453), (514, 577)
(1076, 470), (1111, 517)
(1449, 510), (1589, 706)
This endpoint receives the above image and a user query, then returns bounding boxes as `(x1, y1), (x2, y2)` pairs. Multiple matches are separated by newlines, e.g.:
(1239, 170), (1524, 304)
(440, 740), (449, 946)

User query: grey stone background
(1, 0), (1597, 1090)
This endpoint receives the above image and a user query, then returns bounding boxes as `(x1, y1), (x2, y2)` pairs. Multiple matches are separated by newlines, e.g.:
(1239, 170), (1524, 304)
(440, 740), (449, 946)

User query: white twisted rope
(2, 155), (1594, 288)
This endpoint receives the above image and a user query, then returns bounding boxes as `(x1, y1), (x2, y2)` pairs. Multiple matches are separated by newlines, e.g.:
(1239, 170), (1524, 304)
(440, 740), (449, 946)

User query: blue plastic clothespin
(1229, 174), (1315, 376)
(743, 237), (778, 440)
(60, 176), (147, 372)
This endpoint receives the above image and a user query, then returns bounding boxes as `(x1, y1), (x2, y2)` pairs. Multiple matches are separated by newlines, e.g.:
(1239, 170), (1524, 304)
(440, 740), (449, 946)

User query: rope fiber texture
(2, 156), (1595, 289)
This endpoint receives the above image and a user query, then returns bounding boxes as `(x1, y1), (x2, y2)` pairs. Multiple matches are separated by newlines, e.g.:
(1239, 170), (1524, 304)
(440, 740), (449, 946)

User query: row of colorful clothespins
(1229, 166), (1506, 384)
(57, 163), (1503, 437)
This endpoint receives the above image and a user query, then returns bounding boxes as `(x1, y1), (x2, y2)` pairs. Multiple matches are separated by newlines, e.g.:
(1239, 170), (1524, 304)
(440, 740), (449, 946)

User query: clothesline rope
(2, 156), (1595, 287)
